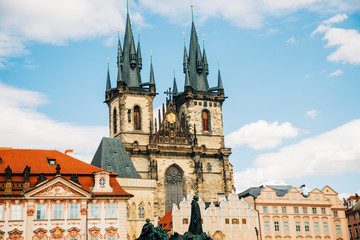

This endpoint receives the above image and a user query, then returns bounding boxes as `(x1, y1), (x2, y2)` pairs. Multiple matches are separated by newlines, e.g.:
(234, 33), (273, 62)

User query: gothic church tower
(103, 6), (234, 217)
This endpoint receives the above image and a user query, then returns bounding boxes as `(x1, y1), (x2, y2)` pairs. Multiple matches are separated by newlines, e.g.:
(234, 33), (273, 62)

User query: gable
(321, 185), (338, 195)
(25, 177), (92, 199)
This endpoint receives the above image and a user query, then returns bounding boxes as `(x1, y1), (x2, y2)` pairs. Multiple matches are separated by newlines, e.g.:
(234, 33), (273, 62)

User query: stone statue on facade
(36, 173), (47, 185)
(5, 166), (12, 181)
(23, 165), (31, 182)
(56, 164), (61, 175)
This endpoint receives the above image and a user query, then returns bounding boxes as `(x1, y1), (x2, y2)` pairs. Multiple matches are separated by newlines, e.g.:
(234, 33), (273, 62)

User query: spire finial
(173, 65), (176, 78)
(127, 0), (129, 14)
(150, 50), (153, 64)
(191, 4), (194, 22)
(218, 60), (220, 71)
(138, 31), (140, 43)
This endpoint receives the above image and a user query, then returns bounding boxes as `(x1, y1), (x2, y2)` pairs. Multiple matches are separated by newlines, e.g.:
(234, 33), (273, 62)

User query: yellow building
(239, 185), (349, 240)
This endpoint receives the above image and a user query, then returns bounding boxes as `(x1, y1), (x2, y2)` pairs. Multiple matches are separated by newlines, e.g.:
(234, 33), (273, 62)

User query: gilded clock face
(166, 113), (176, 123)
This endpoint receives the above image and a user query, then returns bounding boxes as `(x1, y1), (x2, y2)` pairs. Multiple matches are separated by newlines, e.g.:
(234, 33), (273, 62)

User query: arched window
(202, 110), (210, 132)
(134, 106), (141, 130)
(138, 202), (145, 219)
(113, 108), (117, 134)
(165, 165), (183, 211)
(207, 163), (212, 172)
(126, 205), (129, 218)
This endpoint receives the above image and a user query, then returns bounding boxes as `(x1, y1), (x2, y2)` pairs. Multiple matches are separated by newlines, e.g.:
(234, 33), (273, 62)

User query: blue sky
(0, 0), (359, 197)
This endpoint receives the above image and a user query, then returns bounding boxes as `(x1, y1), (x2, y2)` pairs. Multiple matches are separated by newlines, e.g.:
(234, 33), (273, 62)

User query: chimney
(65, 149), (74, 155)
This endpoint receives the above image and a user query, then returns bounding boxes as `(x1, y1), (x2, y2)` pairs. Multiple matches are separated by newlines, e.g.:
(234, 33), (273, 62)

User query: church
(92, 5), (235, 220)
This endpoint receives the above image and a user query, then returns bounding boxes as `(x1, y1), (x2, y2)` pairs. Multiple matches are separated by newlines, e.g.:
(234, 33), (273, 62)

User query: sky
(0, 0), (359, 198)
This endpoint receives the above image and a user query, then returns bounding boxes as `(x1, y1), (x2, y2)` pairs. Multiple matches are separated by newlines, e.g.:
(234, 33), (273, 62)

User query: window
(283, 221), (289, 232)
(202, 110), (210, 132)
(232, 218), (239, 224)
(274, 221), (280, 231)
(314, 222), (320, 232)
(321, 207), (326, 214)
(47, 158), (56, 165)
(295, 221), (301, 232)
(349, 228), (353, 238)
(183, 218), (189, 224)
(312, 207), (317, 214)
(358, 212), (360, 219)
(53, 204), (63, 219)
(355, 227), (359, 238)
(242, 218), (247, 224)
(11, 205), (22, 220)
(99, 177), (106, 186)
(107, 237), (115, 240)
(282, 206), (287, 214)
(69, 204), (79, 219)
(207, 163), (211, 172)
(273, 206), (278, 213)
(90, 238), (98, 240)
(266, 193), (271, 199)
(323, 222), (329, 232)
(347, 215), (350, 221)
(113, 108), (117, 134)
(305, 222), (310, 232)
(333, 210), (338, 217)
(0, 205), (3, 220)
(138, 203), (145, 219)
(134, 106), (141, 130)
(126, 206), (129, 219)
(90, 204), (99, 219)
(263, 206), (268, 213)
(264, 221), (270, 231)
(36, 204), (46, 220)
(107, 204), (116, 218)
(165, 165), (183, 212)
(303, 207), (307, 214)
(294, 207), (299, 214)
(225, 218), (230, 224)
(354, 213), (357, 221)
(336, 225), (341, 234)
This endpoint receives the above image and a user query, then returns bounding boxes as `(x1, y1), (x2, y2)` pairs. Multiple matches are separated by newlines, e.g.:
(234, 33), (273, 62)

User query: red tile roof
(159, 209), (173, 231)
(0, 149), (132, 197)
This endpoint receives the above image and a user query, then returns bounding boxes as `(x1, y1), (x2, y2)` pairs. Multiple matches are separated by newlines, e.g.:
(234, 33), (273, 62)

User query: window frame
(281, 206), (287, 214)
(53, 204), (63, 220)
(107, 204), (116, 219)
(264, 221), (270, 232)
(263, 206), (268, 213)
(89, 204), (99, 219)
(274, 221), (280, 232)
(323, 221), (329, 232)
(294, 206), (299, 214)
(312, 207), (317, 214)
(283, 221), (289, 232)
(69, 204), (79, 219)
(304, 221), (310, 232)
(36, 204), (46, 220)
(295, 221), (301, 232)
(11, 204), (22, 221)
(314, 222), (320, 232)
(133, 105), (141, 130)
(202, 110), (210, 132)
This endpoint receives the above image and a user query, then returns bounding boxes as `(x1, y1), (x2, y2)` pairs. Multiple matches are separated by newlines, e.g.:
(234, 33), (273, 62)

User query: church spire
(172, 68), (178, 95)
(117, 31), (123, 70)
(122, 9), (140, 87)
(202, 39), (209, 75)
(217, 61), (223, 90)
(149, 55), (155, 85)
(184, 56), (191, 88)
(137, 32), (142, 70)
(183, 36), (188, 73)
(106, 62), (111, 91)
(187, 4), (209, 91)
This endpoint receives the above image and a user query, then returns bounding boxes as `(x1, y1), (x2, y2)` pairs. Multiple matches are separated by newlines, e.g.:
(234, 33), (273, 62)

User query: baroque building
(344, 194), (360, 239)
(238, 185), (350, 240)
(102, 6), (234, 218)
(0, 148), (132, 240)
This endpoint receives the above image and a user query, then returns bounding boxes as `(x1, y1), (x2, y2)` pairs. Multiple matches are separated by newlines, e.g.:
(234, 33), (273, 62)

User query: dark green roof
(91, 137), (140, 178)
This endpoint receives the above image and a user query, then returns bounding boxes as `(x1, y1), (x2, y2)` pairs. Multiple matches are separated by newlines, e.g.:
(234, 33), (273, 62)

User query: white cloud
(306, 110), (318, 119)
(327, 69), (343, 77)
(338, 190), (360, 201)
(312, 14), (360, 65)
(234, 119), (360, 191)
(0, 32), (28, 68)
(0, 82), (107, 163)
(226, 120), (301, 150)
(287, 37), (296, 44)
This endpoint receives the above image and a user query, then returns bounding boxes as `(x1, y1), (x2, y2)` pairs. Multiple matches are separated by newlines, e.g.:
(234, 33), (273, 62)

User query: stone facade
(239, 185), (350, 240)
(104, 8), (235, 219)
(171, 191), (258, 240)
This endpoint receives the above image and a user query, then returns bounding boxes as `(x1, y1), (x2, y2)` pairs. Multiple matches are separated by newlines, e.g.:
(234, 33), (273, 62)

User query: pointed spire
(149, 55), (155, 85)
(172, 68), (178, 94)
(217, 61), (223, 89)
(191, 4), (194, 22)
(106, 62), (111, 91)
(184, 56), (191, 88)
(183, 36), (188, 73)
(137, 32), (142, 70)
(202, 39), (209, 75)
(117, 30), (123, 68)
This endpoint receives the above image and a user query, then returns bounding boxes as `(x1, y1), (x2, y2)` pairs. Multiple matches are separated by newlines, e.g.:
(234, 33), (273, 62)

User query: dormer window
(99, 178), (106, 186)
(47, 158), (56, 165)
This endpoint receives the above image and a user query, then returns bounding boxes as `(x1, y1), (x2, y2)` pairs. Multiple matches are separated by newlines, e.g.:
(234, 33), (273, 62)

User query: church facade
(103, 7), (235, 218)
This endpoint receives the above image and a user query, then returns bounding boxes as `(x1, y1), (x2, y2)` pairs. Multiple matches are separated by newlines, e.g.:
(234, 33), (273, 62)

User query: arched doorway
(165, 165), (184, 211)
